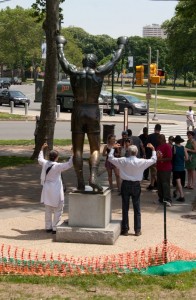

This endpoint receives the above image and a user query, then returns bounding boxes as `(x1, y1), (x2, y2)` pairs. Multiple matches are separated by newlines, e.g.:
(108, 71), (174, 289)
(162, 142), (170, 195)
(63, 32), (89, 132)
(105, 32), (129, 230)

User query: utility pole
(146, 46), (151, 131)
(152, 50), (159, 121)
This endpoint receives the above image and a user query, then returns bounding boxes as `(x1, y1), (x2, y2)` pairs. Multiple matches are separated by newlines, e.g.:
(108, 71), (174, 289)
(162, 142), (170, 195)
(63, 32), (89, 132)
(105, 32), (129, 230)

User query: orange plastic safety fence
(0, 241), (195, 277)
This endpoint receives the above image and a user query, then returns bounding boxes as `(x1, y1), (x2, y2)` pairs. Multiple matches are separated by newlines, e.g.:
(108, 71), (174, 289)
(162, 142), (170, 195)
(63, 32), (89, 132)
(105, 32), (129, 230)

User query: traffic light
(157, 69), (165, 80)
(150, 63), (160, 84)
(150, 76), (160, 84)
(135, 65), (144, 85)
(157, 69), (165, 76)
(150, 63), (157, 77)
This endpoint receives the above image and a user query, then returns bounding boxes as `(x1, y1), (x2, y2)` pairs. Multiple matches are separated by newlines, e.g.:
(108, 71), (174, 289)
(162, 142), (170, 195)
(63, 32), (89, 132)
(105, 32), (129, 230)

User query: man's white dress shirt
(108, 149), (157, 181)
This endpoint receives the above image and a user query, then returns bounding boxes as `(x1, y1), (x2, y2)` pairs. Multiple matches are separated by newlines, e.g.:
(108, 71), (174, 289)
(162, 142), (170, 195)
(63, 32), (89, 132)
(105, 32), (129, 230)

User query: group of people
(102, 121), (196, 236)
(102, 129), (146, 193)
(38, 119), (196, 237)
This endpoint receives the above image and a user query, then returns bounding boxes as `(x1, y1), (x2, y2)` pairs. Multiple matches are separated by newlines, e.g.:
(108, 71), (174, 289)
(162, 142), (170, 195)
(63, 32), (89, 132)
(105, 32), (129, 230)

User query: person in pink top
(156, 134), (173, 207)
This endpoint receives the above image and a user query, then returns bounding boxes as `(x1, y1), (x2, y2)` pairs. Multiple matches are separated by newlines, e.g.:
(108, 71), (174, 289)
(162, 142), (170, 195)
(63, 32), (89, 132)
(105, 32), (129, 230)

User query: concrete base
(56, 188), (121, 245)
(56, 219), (121, 245)
(68, 186), (111, 228)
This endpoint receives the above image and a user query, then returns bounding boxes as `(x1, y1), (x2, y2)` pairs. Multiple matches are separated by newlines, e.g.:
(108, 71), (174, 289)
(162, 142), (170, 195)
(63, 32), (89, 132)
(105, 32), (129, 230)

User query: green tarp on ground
(139, 260), (196, 276)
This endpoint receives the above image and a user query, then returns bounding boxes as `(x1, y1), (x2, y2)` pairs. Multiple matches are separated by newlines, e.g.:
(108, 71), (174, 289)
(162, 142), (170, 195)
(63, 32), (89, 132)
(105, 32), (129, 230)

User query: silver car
(115, 94), (147, 115)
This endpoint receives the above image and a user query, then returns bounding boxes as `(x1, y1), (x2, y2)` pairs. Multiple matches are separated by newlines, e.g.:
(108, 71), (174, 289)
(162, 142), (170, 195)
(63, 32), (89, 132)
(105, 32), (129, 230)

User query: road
(0, 83), (186, 140)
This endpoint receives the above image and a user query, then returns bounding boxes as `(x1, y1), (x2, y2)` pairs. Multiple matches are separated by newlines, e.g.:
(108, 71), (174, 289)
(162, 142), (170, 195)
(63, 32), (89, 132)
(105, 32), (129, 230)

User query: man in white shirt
(108, 143), (156, 236)
(186, 106), (195, 131)
(38, 143), (73, 233)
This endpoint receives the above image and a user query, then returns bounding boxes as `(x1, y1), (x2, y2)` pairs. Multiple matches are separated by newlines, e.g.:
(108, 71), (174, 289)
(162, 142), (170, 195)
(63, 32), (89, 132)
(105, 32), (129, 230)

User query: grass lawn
(0, 271), (195, 299)
(0, 139), (74, 168)
(127, 86), (196, 99)
(0, 139), (72, 146)
(0, 112), (28, 120)
(111, 84), (195, 113)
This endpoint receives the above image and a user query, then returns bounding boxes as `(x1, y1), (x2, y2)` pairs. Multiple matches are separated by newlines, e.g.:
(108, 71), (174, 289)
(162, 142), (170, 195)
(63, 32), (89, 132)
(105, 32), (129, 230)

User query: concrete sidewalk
(0, 146), (195, 258)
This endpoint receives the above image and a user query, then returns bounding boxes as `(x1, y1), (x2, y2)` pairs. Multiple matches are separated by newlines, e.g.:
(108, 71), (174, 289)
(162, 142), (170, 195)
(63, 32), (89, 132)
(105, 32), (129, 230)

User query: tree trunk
(183, 72), (186, 87)
(173, 70), (177, 90)
(31, 0), (59, 159)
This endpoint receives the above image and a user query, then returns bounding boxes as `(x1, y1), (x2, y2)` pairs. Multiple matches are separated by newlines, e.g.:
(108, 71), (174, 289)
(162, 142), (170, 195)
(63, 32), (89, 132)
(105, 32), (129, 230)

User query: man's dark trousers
(157, 171), (172, 203)
(121, 180), (141, 233)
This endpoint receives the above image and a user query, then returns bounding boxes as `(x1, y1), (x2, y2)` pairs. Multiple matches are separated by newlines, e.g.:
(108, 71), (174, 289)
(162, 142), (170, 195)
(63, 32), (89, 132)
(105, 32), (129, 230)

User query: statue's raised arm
(96, 36), (128, 76)
(56, 35), (77, 75)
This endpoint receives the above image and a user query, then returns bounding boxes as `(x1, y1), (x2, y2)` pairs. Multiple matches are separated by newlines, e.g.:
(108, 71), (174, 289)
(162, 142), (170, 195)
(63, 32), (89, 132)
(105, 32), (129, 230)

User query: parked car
(0, 77), (12, 89)
(114, 94), (147, 115)
(11, 76), (22, 85)
(98, 90), (119, 114)
(0, 90), (30, 107)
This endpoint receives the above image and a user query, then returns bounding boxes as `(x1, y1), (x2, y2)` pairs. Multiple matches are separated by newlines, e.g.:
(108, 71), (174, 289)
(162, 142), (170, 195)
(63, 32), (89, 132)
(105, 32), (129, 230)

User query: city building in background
(143, 24), (166, 39)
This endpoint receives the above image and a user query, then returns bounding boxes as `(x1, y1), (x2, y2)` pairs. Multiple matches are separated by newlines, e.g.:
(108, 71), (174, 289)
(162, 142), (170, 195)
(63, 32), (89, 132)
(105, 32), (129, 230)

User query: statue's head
(82, 54), (97, 68)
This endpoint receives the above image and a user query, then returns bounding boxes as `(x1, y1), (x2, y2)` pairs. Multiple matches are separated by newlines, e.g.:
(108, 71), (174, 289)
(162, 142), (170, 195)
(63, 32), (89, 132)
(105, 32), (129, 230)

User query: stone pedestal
(68, 187), (111, 228)
(56, 187), (121, 245)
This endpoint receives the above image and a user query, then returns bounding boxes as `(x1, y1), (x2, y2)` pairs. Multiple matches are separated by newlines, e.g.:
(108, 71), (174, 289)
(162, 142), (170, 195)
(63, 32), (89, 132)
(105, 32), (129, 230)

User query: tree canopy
(0, 6), (43, 72)
(0, 0), (195, 81)
(162, 0), (196, 78)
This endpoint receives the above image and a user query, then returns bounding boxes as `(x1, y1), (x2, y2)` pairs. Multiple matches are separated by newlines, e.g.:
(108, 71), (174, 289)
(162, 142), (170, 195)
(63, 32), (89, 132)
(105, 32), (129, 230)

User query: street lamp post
(132, 63), (135, 89)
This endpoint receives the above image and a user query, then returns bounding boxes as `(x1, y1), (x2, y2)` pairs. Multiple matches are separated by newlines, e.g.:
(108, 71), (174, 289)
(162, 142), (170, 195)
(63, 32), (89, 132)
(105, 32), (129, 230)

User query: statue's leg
(72, 132), (85, 191)
(87, 132), (103, 192)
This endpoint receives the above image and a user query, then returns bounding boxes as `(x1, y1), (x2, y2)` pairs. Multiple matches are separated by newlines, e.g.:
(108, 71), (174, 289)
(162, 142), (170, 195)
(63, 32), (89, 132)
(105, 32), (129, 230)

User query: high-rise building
(143, 24), (166, 39)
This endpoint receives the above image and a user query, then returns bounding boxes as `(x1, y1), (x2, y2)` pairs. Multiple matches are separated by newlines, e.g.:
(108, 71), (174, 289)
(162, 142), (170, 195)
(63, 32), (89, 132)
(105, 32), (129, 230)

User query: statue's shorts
(71, 103), (100, 134)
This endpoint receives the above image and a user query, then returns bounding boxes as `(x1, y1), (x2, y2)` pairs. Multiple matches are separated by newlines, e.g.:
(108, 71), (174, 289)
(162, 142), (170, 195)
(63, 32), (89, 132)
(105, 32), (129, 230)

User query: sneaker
(46, 229), (53, 233)
(146, 184), (154, 191)
(164, 200), (172, 207)
(176, 197), (185, 202)
(135, 231), (142, 236)
(121, 230), (129, 236)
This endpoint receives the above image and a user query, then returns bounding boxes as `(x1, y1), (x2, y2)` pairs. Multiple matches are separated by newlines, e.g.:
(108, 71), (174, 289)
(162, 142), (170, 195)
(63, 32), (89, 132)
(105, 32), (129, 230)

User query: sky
(0, 0), (177, 38)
